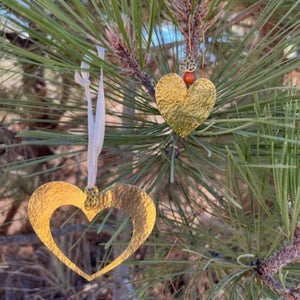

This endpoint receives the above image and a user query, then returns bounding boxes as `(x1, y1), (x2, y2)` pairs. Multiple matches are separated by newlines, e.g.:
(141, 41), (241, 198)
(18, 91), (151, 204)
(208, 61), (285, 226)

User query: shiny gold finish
(155, 73), (216, 137)
(28, 181), (156, 281)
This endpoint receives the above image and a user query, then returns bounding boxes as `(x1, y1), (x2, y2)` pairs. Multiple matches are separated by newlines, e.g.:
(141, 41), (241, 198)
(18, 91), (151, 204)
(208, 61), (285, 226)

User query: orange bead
(183, 72), (195, 85)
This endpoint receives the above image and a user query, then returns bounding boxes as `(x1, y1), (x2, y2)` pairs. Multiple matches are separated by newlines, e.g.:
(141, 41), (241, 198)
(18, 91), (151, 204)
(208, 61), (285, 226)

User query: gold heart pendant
(28, 181), (156, 281)
(155, 73), (217, 137)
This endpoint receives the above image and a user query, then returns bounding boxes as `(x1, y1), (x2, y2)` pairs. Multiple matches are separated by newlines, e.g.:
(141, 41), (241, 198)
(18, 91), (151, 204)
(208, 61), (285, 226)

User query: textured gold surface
(28, 181), (156, 281)
(155, 73), (216, 137)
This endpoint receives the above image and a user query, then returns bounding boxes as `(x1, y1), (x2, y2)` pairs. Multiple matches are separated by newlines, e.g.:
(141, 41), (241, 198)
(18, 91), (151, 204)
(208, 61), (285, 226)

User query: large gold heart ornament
(155, 73), (217, 137)
(28, 181), (156, 281)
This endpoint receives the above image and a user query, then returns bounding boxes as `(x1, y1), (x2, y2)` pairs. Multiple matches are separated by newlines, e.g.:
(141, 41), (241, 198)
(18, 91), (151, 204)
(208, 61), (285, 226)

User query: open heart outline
(28, 181), (156, 281)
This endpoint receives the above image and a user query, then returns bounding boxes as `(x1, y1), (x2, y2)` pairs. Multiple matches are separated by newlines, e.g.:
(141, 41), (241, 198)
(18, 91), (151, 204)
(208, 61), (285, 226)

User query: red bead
(183, 72), (195, 85)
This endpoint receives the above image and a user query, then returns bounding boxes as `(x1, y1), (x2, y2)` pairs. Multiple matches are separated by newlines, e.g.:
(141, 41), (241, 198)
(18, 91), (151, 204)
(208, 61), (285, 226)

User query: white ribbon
(75, 46), (105, 188)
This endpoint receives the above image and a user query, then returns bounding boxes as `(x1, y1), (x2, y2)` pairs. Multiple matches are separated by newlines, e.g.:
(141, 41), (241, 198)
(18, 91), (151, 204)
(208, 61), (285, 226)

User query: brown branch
(222, 2), (266, 32)
(0, 202), (22, 236)
(258, 222), (300, 299)
(0, 30), (35, 49)
(0, 223), (114, 246)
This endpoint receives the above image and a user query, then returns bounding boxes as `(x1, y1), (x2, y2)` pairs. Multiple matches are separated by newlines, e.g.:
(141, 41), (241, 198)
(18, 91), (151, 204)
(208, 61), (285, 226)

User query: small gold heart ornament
(155, 73), (217, 137)
(28, 181), (156, 281)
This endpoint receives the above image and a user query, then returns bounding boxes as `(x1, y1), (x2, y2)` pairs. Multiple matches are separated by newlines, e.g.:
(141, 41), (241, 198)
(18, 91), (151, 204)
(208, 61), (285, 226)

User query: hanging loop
(75, 46), (106, 189)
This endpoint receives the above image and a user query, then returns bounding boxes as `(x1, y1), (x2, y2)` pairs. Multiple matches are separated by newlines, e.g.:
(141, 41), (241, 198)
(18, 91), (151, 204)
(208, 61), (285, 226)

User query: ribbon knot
(74, 72), (91, 87)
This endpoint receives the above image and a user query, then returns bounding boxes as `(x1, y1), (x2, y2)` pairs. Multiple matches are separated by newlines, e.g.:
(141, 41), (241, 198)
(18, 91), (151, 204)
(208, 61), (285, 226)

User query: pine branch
(167, 0), (225, 57)
(258, 222), (300, 299)
(105, 28), (155, 98)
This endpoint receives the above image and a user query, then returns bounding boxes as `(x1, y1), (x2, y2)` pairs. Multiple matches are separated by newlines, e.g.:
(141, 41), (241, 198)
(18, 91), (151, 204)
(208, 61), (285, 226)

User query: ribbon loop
(75, 47), (106, 188)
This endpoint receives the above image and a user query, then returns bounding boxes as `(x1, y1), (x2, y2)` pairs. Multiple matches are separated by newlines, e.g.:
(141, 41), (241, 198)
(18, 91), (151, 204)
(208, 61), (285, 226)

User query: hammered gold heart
(155, 73), (217, 137)
(28, 181), (156, 281)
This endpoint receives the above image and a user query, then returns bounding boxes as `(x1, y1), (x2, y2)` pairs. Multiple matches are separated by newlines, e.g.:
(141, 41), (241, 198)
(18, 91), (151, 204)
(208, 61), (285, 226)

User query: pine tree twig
(258, 222), (300, 299)
(167, 1), (265, 58)
(167, 0), (224, 57)
(0, 223), (114, 246)
(106, 29), (155, 99)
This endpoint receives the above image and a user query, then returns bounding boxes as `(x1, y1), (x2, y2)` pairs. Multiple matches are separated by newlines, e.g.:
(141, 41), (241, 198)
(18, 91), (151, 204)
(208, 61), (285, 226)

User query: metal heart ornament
(155, 73), (217, 137)
(28, 181), (156, 281)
